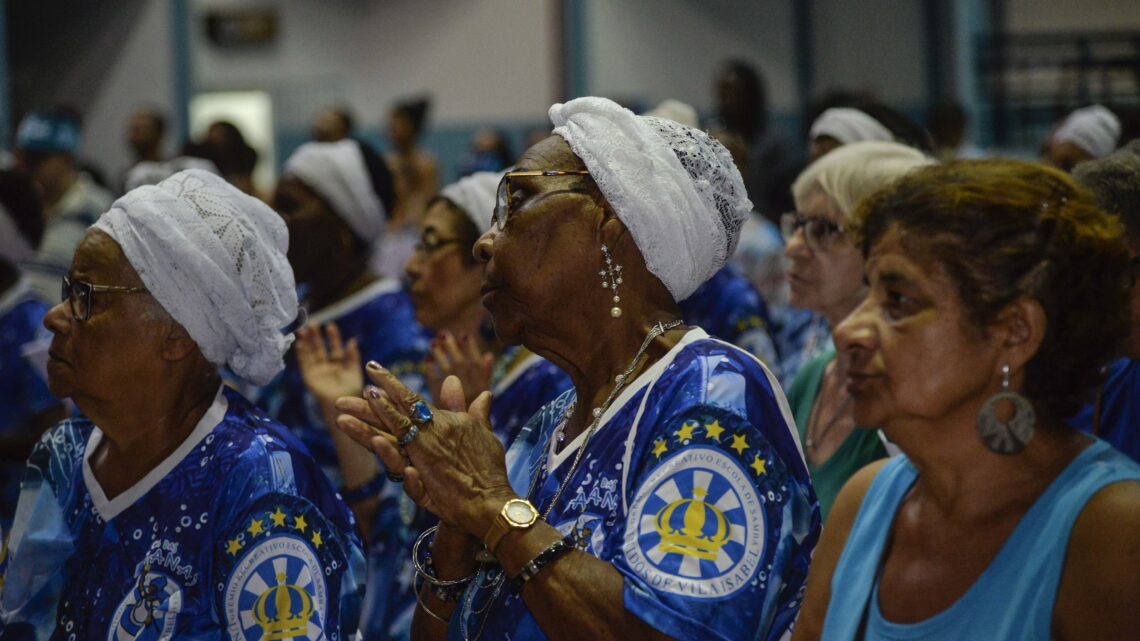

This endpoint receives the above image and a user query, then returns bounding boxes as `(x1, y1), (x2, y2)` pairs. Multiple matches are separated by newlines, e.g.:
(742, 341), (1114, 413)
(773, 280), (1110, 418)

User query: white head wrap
(810, 108), (894, 145)
(1053, 104), (1121, 159)
(0, 203), (35, 264)
(439, 171), (502, 232)
(644, 99), (699, 129)
(284, 139), (386, 243)
(550, 97), (752, 301)
(93, 169), (297, 385)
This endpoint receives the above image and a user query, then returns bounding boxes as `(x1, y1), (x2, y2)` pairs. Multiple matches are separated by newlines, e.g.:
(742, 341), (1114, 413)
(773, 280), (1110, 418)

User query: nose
(44, 300), (72, 336)
(473, 229), (496, 264)
(404, 249), (424, 282)
(834, 292), (877, 358)
(784, 227), (811, 259)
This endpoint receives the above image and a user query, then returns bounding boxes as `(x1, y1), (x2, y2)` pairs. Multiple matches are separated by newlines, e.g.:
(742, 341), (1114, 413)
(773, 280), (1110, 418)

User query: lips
(845, 371), (879, 395)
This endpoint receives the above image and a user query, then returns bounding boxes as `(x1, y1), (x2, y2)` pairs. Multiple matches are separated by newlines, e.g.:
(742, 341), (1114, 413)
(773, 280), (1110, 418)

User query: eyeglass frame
(780, 211), (848, 253)
(412, 235), (465, 257)
(60, 275), (148, 322)
(492, 170), (592, 232)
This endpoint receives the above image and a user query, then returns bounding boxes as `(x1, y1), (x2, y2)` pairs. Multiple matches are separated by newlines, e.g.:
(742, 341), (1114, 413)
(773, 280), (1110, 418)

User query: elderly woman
(782, 142), (932, 520)
(793, 160), (1140, 641)
(1070, 142), (1140, 462)
(298, 171), (572, 641)
(336, 97), (819, 641)
(261, 138), (428, 487)
(0, 170), (364, 640)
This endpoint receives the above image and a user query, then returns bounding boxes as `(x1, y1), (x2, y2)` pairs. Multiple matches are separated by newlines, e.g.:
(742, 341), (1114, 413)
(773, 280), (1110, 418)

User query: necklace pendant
(805, 437), (814, 449)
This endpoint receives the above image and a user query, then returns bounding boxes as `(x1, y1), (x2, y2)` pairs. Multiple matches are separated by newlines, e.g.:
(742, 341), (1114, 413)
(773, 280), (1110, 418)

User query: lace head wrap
(284, 139), (387, 243)
(440, 170), (502, 232)
(1053, 105), (1121, 159)
(549, 97), (751, 301)
(93, 169), (298, 385)
(810, 108), (895, 145)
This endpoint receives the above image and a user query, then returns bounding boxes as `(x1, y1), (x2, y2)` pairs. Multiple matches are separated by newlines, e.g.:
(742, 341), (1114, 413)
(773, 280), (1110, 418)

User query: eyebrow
(876, 270), (914, 288)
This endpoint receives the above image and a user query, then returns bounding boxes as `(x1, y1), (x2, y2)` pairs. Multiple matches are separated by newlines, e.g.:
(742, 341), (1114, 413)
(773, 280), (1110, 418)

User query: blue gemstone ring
(398, 423), (420, 448)
(410, 400), (434, 425)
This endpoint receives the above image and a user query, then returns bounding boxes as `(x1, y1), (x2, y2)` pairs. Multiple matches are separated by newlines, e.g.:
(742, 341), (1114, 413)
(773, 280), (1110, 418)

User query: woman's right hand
(425, 331), (494, 406)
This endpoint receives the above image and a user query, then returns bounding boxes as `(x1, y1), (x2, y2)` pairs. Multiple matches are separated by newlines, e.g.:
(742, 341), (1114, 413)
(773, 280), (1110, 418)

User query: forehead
(798, 187), (842, 220)
(422, 199), (464, 233)
(515, 135), (584, 172)
(72, 230), (142, 285)
(865, 226), (955, 289)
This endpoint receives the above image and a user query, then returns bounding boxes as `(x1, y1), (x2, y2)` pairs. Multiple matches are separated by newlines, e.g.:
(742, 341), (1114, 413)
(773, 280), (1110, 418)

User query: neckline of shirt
(82, 385), (228, 521)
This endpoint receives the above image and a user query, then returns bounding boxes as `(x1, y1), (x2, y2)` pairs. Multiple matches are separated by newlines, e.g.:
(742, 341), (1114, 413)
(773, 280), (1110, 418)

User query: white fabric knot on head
(93, 169), (298, 385)
(0, 202), (35, 264)
(1053, 104), (1121, 159)
(810, 108), (895, 145)
(440, 170), (503, 232)
(549, 97), (752, 301)
(284, 139), (386, 243)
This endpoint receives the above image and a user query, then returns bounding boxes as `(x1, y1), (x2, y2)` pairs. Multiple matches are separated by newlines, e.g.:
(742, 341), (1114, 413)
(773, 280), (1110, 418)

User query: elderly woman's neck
(84, 370), (222, 500)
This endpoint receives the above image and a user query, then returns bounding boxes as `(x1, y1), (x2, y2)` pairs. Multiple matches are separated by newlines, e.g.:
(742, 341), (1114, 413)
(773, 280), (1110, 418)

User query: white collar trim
(307, 277), (400, 326)
(546, 327), (708, 471)
(83, 386), (228, 521)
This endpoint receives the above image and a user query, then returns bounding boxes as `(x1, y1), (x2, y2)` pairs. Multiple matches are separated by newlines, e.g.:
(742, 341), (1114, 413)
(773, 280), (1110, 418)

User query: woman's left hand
(335, 362), (516, 538)
(424, 331), (494, 406)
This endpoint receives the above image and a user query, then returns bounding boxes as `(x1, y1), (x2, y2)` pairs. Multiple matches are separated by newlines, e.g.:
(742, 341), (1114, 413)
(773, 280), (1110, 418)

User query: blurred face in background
(405, 199), (482, 330)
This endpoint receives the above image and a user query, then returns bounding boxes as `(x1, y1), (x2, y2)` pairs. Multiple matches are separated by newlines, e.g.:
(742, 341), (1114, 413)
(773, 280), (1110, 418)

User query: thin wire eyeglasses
(492, 170), (592, 232)
(412, 235), (464, 257)
(60, 275), (147, 321)
(780, 212), (848, 253)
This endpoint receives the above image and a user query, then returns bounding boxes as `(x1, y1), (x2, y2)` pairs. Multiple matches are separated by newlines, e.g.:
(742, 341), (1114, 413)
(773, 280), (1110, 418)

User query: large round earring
(977, 364), (1036, 455)
(599, 244), (623, 318)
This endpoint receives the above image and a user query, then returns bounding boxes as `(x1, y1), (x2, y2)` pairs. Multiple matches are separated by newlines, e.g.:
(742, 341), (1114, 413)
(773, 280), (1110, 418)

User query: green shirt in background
(786, 347), (888, 522)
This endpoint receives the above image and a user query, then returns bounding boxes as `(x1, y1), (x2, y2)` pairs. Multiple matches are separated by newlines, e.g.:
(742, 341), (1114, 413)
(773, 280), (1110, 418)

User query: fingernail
(365, 386), (380, 399)
(367, 360), (382, 371)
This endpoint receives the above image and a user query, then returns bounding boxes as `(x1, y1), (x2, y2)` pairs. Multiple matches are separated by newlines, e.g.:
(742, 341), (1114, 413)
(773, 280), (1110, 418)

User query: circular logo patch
(224, 535), (328, 641)
(108, 570), (183, 641)
(623, 446), (765, 600)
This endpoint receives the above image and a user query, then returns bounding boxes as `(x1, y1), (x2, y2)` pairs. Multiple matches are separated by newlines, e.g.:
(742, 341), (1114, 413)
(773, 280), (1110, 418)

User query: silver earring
(599, 244), (623, 318)
(977, 364), (1035, 455)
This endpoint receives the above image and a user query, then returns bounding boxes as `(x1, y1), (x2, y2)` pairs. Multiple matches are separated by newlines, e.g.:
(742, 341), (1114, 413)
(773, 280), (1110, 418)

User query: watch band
(509, 535), (576, 591)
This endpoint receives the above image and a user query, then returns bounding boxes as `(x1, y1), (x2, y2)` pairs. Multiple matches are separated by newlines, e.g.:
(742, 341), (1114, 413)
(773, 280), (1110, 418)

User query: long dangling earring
(599, 244), (623, 318)
(977, 364), (1036, 455)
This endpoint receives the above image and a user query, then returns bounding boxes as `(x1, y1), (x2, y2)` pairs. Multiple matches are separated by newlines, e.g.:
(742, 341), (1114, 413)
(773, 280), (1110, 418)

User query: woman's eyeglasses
(60, 275), (147, 321)
(413, 235), (464, 256)
(492, 170), (592, 232)
(780, 212), (847, 253)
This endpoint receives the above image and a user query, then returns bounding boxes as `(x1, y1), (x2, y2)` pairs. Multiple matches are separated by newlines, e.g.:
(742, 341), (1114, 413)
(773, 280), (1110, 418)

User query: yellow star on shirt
(226, 537), (243, 556)
(247, 518), (265, 537)
(704, 420), (725, 442)
(270, 508), (287, 528)
(652, 438), (668, 459)
(311, 530), (324, 549)
(293, 515), (308, 533)
(730, 434), (750, 455)
(751, 455), (767, 476)
(674, 420), (697, 442)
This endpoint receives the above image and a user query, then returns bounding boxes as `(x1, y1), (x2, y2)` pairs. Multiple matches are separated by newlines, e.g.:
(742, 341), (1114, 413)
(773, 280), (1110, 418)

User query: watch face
(505, 501), (535, 525)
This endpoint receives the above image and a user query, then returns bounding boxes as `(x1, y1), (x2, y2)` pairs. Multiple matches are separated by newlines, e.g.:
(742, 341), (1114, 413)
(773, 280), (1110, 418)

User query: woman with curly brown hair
(793, 160), (1140, 641)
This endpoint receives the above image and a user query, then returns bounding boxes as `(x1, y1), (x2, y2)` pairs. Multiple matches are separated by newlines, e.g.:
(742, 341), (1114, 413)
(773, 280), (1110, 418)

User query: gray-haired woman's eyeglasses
(61, 275), (147, 321)
(780, 212), (847, 253)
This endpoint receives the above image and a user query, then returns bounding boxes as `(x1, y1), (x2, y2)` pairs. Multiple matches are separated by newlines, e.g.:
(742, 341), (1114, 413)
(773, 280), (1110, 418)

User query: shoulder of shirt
(215, 390), (322, 469)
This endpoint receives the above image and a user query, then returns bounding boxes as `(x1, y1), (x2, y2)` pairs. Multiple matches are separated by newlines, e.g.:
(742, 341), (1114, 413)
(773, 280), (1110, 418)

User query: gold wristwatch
(483, 498), (539, 554)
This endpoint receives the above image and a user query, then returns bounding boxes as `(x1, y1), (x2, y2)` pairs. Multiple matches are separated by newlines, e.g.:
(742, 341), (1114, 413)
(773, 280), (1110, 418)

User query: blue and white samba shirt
(0, 387), (365, 641)
(450, 328), (821, 641)
(488, 348), (572, 449)
(679, 267), (781, 378)
(257, 278), (430, 484)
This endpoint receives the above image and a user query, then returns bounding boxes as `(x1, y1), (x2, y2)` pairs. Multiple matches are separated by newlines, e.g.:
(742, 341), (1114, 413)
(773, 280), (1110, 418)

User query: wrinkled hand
(296, 323), (363, 412)
(425, 331), (494, 406)
(335, 362), (515, 538)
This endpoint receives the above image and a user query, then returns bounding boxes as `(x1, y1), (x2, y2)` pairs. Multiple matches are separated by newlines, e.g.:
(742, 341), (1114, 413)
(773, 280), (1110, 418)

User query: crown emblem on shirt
(253, 572), (315, 640)
(653, 488), (731, 560)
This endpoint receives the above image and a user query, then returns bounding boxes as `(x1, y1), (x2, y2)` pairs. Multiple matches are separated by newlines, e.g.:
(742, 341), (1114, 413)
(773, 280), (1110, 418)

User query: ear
(160, 320), (202, 363)
(992, 297), (1047, 374)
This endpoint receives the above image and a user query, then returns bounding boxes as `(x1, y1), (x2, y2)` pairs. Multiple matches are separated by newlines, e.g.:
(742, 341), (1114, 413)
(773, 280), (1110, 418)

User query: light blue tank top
(820, 439), (1140, 641)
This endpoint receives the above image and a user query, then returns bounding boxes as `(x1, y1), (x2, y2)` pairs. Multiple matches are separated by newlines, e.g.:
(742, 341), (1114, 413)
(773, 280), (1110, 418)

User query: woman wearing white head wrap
(295, 170), (570, 641)
(3, 170), (365, 641)
(336, 97), (818, 641)
(1044, 104), (1123, 172)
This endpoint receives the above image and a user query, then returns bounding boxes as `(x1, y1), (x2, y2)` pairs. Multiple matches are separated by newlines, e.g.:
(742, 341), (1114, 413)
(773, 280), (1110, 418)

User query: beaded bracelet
(339, 473), (386, 504)
(509, 535), (576, 591)
(412, 525), (477, 602)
